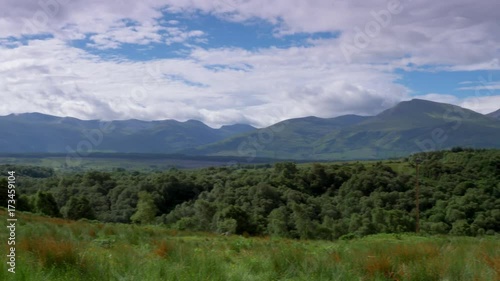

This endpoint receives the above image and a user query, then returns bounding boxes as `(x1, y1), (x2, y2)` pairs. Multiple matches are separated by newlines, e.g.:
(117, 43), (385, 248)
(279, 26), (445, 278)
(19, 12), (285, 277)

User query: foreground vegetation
(1, 209), (498, 281)
(1, 149), (499, 240)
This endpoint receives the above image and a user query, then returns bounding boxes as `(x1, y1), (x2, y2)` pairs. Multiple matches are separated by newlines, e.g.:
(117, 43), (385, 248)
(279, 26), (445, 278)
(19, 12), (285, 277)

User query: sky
(0, 0), (499, 128)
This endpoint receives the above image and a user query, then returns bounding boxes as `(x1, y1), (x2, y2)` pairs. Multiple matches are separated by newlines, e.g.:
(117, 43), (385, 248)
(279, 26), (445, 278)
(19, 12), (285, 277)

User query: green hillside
(0, 113), (255, 153)
(314, 100), (500, 159)
(196, 100), (500, 160)
(1, 149), (499, 280)
(1, 209), (498, 281)
(190, 115), (369, 160)
(1, 100), (499, 160)
(488, 108), (500, 119)
(3, 149), (499, 237)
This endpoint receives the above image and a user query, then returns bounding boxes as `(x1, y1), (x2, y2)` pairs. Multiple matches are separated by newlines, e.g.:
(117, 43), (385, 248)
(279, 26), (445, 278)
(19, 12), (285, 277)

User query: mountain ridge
(1, 99), (499, 160)
(191, 99), (500, 160)
(487, 109), (500, 119)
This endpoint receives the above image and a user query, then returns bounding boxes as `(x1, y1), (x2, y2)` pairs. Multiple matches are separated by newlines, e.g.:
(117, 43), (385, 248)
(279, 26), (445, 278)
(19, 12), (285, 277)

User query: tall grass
(0, 209), (498, 280)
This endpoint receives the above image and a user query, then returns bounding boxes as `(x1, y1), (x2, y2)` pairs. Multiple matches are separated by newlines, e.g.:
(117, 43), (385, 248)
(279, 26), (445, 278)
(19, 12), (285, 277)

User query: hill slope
(487, 109), (500, 119)
(1, 209), (496, 280)
(1, 99), (499, 159)
(0, 113), (256, 153)
(194, 99), (500, 160)
(190, 114), (370, 160)
(314, 99), (500, 159)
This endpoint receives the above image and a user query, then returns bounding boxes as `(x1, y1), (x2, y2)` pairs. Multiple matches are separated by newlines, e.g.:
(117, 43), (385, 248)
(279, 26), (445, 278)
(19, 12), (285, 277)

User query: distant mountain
(487, 109), (500, 119)
(219, 124), (257, 136)
(189, 114), (371, 160)
(1, 99), (499, 160)
(314, 99), (500, 159)
(0, 113), (255, 154)
(193, 99), (500, 160)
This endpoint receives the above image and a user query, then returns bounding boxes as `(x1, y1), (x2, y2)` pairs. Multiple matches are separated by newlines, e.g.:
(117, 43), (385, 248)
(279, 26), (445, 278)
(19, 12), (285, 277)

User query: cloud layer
(0, 0), (498, 127)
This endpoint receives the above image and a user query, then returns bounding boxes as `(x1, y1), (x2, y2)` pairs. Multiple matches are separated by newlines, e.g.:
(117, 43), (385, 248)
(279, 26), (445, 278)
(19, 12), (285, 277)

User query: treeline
(1, 148), (499, 239)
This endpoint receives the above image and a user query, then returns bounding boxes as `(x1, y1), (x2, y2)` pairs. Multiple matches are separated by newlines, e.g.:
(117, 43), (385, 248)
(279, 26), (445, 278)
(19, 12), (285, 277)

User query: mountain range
(1, 99), (499, 160)
(487, 109), (500, 119)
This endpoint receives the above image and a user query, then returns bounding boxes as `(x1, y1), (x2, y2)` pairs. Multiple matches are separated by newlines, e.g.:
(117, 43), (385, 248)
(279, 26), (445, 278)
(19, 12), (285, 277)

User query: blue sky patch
(396, 69), (500, 98)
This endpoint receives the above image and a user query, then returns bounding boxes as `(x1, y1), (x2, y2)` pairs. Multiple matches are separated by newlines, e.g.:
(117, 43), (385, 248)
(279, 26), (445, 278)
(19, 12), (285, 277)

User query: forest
(1, 148), (499, 240)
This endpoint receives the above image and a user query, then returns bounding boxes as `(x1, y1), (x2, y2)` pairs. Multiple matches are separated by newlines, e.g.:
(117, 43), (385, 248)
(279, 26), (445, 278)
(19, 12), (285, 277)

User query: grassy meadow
(1, 209), (498, 281)
(0, 153), (278, 172)
(0, 155), (232, 171)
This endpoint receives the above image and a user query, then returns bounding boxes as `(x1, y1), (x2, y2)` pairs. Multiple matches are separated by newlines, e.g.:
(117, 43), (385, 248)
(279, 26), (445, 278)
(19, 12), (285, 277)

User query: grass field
(1, 209), (498, 281)
(0, 153), (413, 173)
(0, 155), (247, 172)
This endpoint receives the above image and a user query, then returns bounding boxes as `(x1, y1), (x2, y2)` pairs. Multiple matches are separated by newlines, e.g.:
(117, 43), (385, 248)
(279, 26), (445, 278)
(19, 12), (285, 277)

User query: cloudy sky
(0, 0), (499, 127)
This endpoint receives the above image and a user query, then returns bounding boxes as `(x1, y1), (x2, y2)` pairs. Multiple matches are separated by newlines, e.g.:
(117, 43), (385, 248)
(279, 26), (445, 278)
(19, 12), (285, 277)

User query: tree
(0, 178), (8, 207)
(291, 203), (316, 239)
(17, 194), (32, 212)
(34, 191), (61, 217)
(273, 162), (299, 188)
(65, 196), (95, 220)
(194, 199), (216, 230)
(216, 218), (237, 234)
(131, 191), (158, 224)
(215, 205), (252, 234)
(267, 206), (290, 237)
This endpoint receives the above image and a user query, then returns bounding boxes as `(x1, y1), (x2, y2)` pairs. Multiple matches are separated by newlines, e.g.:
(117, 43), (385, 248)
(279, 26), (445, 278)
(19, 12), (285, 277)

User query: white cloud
(1, 0), (498, 67)
(0, 0), (205, 48)
(411, 94), (460, 105)
(458, 82), (500, 92)
(460, 95), (500, 114)
(0, 0), (499, 127)
(0, 38), (410, 127)
(409, 93), (500, 115)
(162, 0), (500, 68)
(164, 28), (205, 45)
(87, 23), (162, 49)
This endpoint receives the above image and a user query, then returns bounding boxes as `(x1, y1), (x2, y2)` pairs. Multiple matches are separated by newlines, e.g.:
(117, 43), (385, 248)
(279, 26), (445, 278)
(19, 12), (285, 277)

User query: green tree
(194, 199), (216, 230)
(17, 194), (32, 212)
(34, 191), (61, 217)
(291, 203), (316, 239)
(0, 178), (8, 207)
(131, 191), (158, 224)
(65, 196), (95, 220)
(215, 205), (252, 234)
(267, 206), (290, 237)
(273, 162), (299, 188)
(216, 218), (237, 234)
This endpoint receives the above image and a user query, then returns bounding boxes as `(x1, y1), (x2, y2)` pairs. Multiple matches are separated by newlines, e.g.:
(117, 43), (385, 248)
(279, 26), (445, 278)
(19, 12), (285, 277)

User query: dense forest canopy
(2, 148), (499, 240)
